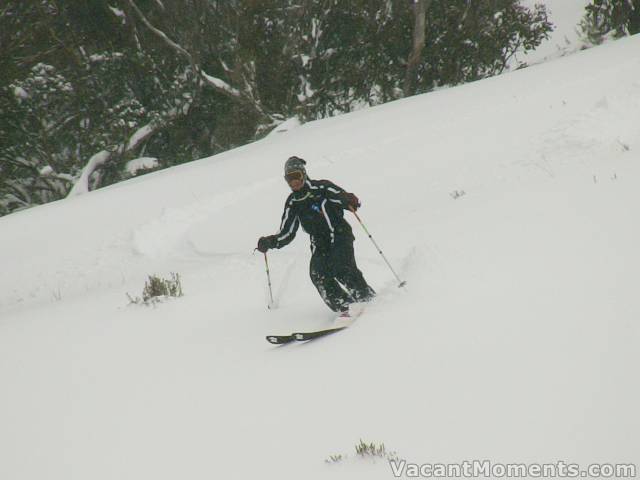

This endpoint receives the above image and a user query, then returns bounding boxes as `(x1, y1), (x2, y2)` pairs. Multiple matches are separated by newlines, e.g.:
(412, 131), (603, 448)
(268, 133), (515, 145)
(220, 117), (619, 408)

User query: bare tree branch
(126, 0), (193, 61)
(126, 0), (266, 111)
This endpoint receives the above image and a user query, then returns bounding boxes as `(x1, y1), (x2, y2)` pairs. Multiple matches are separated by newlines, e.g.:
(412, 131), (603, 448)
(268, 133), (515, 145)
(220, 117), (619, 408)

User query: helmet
(284, 156), (307, 177)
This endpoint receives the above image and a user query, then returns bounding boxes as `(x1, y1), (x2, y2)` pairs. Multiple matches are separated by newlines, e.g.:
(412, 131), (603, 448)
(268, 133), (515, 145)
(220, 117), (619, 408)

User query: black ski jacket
(273, 178), (355, 251)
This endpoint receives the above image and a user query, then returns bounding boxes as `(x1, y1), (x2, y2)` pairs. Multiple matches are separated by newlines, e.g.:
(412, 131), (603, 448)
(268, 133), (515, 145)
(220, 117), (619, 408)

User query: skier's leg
(332, 238), (376, 302)
(309, 248), (350, 312)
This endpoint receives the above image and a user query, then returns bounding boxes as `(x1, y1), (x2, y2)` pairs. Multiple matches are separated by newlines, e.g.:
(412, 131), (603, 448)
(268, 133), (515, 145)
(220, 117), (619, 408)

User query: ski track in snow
(132, 177), (279, 258)
(541, 90), (640, 163)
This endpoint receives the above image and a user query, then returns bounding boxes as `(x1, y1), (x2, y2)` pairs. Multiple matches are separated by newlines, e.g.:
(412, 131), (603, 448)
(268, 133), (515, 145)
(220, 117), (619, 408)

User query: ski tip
(398, 281), (407, 288)
(292, 326), (347, 342)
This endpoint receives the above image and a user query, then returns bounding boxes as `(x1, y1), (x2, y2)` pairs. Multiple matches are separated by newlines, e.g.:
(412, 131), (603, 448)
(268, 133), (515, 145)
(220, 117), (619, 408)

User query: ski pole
(262, 251), (275, 309)
(350, 207), (406, 288)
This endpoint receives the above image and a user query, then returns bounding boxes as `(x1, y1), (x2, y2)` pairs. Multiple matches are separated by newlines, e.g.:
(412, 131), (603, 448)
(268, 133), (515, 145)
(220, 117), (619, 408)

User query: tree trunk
(628, 0), (640, 35)
(403, 0), (429, 97)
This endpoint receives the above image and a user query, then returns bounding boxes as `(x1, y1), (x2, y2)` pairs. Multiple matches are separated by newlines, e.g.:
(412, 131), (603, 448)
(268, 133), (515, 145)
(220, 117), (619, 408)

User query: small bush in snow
(325, 440), (398, 465)
(355, 440), (395, 459)
(450, 189), (466, 200)
(325, 454), (344, 464)
(143, 273), (183, 300)
(128, 273), (183, 305)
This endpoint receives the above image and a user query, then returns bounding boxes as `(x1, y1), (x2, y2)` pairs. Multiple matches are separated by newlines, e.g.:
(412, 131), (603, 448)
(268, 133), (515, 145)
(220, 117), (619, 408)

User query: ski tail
(266, 334), (295, 345)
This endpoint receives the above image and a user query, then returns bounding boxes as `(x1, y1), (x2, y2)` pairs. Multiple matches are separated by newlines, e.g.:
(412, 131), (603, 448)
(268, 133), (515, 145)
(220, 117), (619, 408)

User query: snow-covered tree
(580, 0), (640, 45)
(0, 0), (553, 217)
(293, 0), (552, 117)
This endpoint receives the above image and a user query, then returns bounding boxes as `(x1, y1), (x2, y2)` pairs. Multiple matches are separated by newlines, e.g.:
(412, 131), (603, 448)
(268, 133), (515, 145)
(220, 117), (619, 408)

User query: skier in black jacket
(257, 156), (375, 315)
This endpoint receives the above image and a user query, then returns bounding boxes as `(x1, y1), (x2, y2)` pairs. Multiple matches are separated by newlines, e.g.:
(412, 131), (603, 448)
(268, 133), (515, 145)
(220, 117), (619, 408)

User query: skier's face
(285, 171), (305, 191)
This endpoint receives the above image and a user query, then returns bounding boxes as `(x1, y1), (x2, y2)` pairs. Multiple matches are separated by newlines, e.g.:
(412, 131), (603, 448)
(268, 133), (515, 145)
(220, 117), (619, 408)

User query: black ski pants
(309, 236), (375, 312)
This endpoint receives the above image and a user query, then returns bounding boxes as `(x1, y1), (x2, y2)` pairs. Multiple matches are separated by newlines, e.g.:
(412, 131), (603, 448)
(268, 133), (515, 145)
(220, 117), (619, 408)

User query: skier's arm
(257, 198), (299, 252)
(319, 180), (361, 211)
(274, 198), (299, 248)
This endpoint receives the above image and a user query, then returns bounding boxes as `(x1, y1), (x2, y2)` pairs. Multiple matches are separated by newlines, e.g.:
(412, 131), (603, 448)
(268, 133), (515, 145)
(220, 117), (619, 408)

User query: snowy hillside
(2, 33), (640, 480)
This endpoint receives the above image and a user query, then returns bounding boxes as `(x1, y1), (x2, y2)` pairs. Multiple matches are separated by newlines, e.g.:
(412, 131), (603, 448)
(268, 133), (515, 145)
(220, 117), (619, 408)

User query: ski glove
(257, 235), (278, 253)
(342, 192), (361, 211)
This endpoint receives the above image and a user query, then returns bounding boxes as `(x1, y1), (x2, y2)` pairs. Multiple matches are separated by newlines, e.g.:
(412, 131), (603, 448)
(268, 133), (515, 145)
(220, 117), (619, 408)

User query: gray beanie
(284, 156), (307, 176)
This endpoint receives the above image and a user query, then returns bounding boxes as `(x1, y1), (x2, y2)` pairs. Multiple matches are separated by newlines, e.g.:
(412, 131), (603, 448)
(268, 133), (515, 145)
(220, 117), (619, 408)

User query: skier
(257, 156), (375, 317)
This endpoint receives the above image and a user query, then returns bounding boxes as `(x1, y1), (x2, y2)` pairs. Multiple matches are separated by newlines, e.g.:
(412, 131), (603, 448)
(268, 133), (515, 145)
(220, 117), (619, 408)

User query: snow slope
(1, 35), (639, 480)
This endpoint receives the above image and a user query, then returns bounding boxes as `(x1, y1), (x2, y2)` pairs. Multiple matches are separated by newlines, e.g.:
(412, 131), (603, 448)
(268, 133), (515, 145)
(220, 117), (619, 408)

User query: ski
(265, 326), (346, 344)
(292, 326), (347, 341)
(266, 306), (365, 345)
(266, 334), (296, 345)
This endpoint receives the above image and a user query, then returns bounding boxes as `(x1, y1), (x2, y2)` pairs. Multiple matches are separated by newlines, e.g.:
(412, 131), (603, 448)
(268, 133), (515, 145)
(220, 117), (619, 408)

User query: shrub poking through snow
(143, 273), (183, 301)
(325, 440), (398, 464)
(128, 273), (183, 305)
(325, 454), (344, 464)
(355, 440), (394, 459)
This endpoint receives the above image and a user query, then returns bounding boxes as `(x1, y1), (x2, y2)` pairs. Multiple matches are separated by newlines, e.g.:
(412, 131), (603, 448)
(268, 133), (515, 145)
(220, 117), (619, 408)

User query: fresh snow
(201, 71), (242, 97)
(125, 157), (160, 175)
(108, 6), (126, 19)
(13, 85), (28, 99)
(1, 33), (640, 480)
(66, 150), (111, 196)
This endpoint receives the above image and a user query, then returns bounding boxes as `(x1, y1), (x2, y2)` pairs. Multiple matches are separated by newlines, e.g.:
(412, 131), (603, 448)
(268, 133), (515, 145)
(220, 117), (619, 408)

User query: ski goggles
(284, 170), (304, 183)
